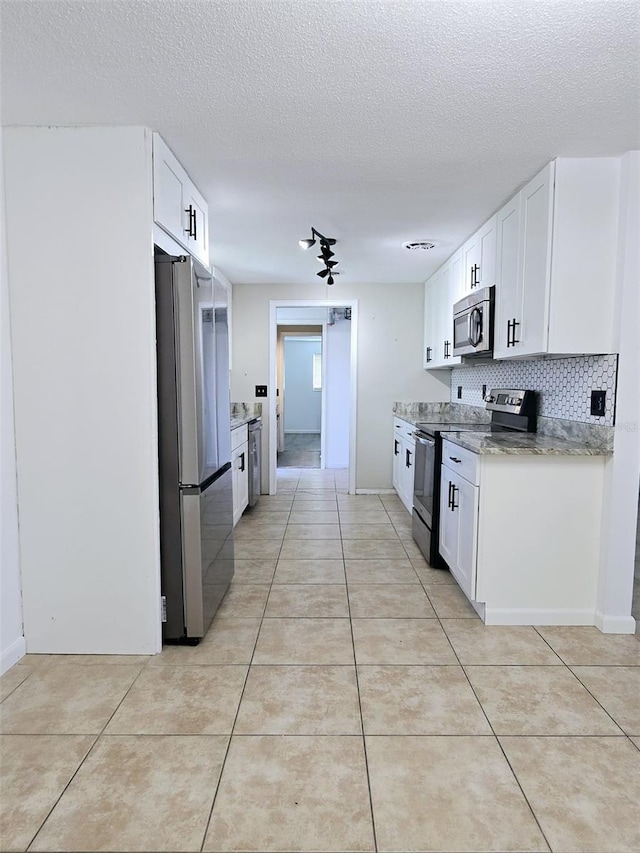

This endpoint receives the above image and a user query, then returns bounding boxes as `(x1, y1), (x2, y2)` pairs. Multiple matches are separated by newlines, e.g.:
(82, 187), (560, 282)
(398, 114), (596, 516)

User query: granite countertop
(443, 431), (612, 457)
(231, 415), (260, 430)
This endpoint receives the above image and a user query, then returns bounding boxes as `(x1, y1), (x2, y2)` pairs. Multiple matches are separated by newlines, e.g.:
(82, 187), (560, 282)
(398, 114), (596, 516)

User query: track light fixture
(299, 226), (340, 285)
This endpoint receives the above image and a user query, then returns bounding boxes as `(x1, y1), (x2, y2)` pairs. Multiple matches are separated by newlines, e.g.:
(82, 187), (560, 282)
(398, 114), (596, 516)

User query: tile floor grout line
(197, 505), (286, 853)
(0, 666), (36, 704)
(342, 500), (380, 853)
(23, 661), (149, 853)
(563, 666), (630, 736)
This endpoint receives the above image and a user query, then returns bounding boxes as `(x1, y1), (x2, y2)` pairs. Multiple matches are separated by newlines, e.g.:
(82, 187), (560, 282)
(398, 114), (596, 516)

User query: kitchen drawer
(441, 438), (479, 485)
(231, 424), (248, 451)
(393, 417), (416, 445)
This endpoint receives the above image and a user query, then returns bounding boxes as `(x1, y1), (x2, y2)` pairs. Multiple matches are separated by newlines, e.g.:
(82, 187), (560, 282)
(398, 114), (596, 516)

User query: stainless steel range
(411, 390), (537, 567)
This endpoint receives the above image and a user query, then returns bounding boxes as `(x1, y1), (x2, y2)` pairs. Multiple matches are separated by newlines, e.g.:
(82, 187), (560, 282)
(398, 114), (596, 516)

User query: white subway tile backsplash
(450, 354), (618, 426)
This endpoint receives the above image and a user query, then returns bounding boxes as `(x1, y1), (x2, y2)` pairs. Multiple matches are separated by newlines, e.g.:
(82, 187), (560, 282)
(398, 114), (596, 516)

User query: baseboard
(483, 607), (596, 626)
(356, 488), (396, 494)
(595, 611), (637, 634)
(1, 635), (26, 675)
(283, 430), (321, 435)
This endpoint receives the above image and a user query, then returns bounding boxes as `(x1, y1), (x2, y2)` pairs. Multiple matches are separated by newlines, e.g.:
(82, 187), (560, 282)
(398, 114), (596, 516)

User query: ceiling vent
(403, 241), (437, 251)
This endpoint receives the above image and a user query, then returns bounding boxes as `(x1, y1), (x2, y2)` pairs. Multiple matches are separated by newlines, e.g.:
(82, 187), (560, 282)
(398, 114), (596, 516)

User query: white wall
(4, 126), (161, 654)
(283, 338), (322, 432)
(0, 124), (25, 673)
(325, 316), (351, 468)
(231, 282), (450, 490)
(596, 150), (640, 632)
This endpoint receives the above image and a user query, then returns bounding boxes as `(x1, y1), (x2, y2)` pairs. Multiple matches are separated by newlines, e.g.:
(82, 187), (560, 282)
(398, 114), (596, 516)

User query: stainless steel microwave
(452, 286), (494, 357)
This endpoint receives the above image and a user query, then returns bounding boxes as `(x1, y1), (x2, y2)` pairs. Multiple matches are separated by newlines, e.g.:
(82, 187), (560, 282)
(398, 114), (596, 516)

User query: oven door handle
(414, 434), (435, 447)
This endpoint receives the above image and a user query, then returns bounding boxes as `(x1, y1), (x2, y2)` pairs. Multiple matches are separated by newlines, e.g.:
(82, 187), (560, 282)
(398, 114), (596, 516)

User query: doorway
(269, 300), (358, 494)
(277, 327), (323, 468)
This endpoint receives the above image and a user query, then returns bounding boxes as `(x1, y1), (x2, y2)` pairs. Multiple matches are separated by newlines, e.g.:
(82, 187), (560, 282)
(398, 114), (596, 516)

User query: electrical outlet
(590, 390), (606, 417)
(255, 385), (268, 398)
(457, 386), (463, 399)
(482, 384), (487, 400)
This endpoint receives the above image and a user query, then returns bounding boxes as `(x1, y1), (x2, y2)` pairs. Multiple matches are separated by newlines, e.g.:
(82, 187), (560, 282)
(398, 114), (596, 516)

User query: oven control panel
(485, 389), (534, 416)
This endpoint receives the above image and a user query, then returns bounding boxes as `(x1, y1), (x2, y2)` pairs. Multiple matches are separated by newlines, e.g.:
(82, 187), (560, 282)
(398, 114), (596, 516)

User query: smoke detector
(403, 241), (437, 251)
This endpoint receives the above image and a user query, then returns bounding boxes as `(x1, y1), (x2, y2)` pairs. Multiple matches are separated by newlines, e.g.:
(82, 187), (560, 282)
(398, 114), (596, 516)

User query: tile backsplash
(450, 354), (618, 426)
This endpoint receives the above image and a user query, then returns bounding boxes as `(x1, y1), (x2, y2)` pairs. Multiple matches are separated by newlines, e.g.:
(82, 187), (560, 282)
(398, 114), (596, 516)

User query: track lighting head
(298, 238), (316, 250)
(327, 274), (335, 285)
(301, 227), (340, 283)
(317, 267), (330, 278)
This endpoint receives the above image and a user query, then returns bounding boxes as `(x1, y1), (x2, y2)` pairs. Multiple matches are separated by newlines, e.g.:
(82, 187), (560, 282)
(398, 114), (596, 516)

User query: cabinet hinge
(161, 596), (167, 623)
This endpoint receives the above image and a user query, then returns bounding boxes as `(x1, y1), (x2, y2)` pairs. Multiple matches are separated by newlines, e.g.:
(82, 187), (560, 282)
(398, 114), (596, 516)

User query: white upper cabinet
(494, 158), (619, 359)
(423, 251), (462, 370)
(153, 134), (210, 267)
(460, 214), (497, 296)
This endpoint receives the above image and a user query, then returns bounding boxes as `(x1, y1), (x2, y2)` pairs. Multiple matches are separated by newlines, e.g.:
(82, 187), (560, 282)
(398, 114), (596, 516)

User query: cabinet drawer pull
(451, 484), (459, 510)
(470, 264), (479, 288)
(405, 448), (412, 468)
(394, 440), (399, 456)
(425, 346), (432, 363)
(239, 452), (245, 472)
(184, 205), (196, 238)
(449, 456), (461, 464)
(447, 480), (454, 509)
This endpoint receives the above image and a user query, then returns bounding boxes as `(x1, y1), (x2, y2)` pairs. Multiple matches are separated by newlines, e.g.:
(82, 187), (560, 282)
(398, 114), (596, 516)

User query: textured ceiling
(2, 0), (639, 284)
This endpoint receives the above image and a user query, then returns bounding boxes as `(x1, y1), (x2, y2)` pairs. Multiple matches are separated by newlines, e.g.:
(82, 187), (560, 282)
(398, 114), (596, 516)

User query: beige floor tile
(284, 523), (341, 540)
(254, 496), (294, 509)
(340, 523), (399, 540)
(0, 734), (95, 852)
(501, 736), (640, 853)
(149, 618), (261, 665)
(465, 665), (623, 735)
(535, 626), (640, 665)
(0, 665), (141, 735)
(232, 540), (283, 560)
(233, 523), (286, 541)
(399, 540), (428, 562)
(288, 510), (339, 525)
(243, 510), (290, 524)
(0, 665), (32, 702)
(253, 618), (354, 664)
(203, 735), (375, 852)
(348, 584), (436, 618)
(571, 666), (640, 734)
(345, 559), (418, 584)
(379, 495), (405, 510)
(265, 584), (349, 617)
(343, 540), (410, 560)
(30, 734), (227, 852)
(413, 564), (457, 584)
(337, 494), (383, 507)
(215, 584), (270, 617)
(631, 735), (640, 749)
(358, 665), (491, 735)
(338, 510), (391, 524)
(291, 499), (337, 510)
(235, 665), (361, 734)
(426, 583), (480, 618)
(292, 489), (334, 497)
(105, 665), (247, 734)
(386, 510), (412, 525)
(366, 735), (547, 852)
(352, 619), (457, 664)
(390, 517), (412, 534)
(229, 559), (277, 584)
(273, 559), (346, 584)
(279, 539), (343, 560)
(442, 621), (564, 665)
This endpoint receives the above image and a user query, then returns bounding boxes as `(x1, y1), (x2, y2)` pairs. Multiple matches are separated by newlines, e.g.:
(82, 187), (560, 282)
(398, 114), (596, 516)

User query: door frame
(269, 299), (358, 495)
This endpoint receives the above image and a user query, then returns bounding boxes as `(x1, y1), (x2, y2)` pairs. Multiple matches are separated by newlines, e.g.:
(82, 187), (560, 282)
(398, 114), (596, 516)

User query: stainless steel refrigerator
(155, 250), (234, 643)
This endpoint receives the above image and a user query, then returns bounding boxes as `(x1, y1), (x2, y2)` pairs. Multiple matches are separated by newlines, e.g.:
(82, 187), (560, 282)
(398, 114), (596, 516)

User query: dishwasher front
(247, 418), (262, 507)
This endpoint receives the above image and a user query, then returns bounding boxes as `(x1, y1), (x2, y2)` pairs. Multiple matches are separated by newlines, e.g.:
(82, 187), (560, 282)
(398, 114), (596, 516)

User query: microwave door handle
(469, 307), (482, 347)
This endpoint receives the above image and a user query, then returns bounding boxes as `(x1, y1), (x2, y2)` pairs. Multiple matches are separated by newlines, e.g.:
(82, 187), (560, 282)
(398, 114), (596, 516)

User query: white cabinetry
(392, 418), (416, 513)
(153, 134), (210, 267)
(494, 158), (619, 358)
(461, 214), (497, 296)
(423, 252), (462, 370)
(439, 445), (479, 601)
(231, 425), (249, 526)
(438, 439), (606, 625)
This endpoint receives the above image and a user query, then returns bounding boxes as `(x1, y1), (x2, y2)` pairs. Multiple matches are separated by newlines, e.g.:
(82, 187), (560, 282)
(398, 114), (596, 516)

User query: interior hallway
(1, 468), (639, 852)
(277, 432), (321, 468)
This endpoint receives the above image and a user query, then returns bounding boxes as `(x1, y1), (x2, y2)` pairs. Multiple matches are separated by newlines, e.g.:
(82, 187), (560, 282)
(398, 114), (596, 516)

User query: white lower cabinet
(439, 439), (607, 625)
(392, 418), (416, 513)
(231, 426), (249, 526)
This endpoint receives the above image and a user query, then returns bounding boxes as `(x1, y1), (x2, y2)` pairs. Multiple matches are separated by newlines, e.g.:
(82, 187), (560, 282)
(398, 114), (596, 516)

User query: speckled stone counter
(231, 416), (257, 430)
(444, 431), (612, 456)
(231, 402), (262, 430)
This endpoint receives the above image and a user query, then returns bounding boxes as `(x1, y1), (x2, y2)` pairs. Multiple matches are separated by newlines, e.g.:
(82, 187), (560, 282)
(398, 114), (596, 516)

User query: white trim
(355, 488), (397, 495)
(1, 636), (26, 675)
(595, 610), (637, 634)
(320, 321), (327, 468)
(284, 429), (321, 435)
(483, 607), (596, 626)
(269, 300), (358, 495)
